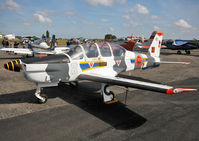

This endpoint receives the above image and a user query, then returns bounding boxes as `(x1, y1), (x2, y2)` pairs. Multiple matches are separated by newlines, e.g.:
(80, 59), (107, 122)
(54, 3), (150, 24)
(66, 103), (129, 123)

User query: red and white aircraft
(117, 32), (167, 52)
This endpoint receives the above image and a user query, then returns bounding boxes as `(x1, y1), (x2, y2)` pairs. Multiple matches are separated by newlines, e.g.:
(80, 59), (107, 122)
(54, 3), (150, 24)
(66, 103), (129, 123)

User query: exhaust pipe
(3, 60), (22, 72)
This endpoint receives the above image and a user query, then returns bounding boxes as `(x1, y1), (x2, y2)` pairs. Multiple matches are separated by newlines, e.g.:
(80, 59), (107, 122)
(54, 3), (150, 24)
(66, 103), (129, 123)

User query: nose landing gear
(35, 87), (48, 104)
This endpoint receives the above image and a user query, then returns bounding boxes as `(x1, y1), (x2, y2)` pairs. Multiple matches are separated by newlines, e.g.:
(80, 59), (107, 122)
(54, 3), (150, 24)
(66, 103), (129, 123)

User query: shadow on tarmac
(160, 51), (199, 57)
(0, 81), (147, 130)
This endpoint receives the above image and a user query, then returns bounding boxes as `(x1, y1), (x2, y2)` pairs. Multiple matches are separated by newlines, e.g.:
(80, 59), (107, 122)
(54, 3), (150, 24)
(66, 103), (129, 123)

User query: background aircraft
(0, 35), (70, 57)
(4, 34), (15, 40)
(3, 31), (196, 104)
(114, 32), (166, 52)
(164, 39), (199, 54)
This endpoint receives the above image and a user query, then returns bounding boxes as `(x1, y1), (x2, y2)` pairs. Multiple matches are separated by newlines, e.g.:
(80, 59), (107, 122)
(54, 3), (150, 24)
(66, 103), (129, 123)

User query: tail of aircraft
(147, 31), (163, 58)
(49, 35), (56, 50)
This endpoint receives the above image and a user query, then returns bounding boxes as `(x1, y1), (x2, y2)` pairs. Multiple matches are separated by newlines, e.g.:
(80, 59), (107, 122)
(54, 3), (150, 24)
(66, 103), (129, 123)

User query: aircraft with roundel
(3, 31), (197, 104)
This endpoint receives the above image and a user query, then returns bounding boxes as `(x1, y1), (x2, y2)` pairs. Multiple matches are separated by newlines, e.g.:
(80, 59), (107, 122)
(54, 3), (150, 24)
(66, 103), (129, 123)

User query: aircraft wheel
(38, 93), (48, 104)
(177, 50), (182, 55)
(186, 50), (191, 55)
(107, 91), (115, 99)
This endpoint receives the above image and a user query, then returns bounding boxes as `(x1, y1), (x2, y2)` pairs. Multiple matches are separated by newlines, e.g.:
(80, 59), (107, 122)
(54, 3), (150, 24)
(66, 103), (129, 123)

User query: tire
(109, 91), (115, 99)
(186, 50), (190, 55)
(177, 50), (182, 55)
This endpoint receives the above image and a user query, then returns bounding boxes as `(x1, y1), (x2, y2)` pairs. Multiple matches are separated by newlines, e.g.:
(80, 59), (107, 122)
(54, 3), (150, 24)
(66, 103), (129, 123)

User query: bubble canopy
(67, 42), (125, 60)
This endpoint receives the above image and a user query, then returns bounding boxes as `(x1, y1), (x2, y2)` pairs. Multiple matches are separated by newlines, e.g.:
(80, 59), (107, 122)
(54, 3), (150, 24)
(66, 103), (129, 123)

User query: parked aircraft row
(112, 34), (199, 55)
(0, 35), (70, 57)
(165, 39), (199, 54)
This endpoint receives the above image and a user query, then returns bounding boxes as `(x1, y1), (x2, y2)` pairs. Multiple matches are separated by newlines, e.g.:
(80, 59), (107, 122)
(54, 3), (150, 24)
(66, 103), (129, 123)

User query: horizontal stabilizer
(140, 45), (167, 49)
(160, 61), (190, 65)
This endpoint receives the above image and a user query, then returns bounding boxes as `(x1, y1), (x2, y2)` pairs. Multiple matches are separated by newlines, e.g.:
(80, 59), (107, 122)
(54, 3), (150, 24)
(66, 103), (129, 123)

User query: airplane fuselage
(21, 49), (157, 86)
(4, 32), (197, 104)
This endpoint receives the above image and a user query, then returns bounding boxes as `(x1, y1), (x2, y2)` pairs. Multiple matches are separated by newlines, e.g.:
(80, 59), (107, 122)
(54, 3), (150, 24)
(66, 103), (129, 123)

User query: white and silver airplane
(0, 35), (70, 56)
(4, 31), (197, 104)
(4, 34), (15, 40)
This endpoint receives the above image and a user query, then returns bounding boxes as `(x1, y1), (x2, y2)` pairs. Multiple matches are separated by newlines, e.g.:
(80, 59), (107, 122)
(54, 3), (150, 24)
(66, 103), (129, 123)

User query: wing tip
(182, 62), (190, 65)
(166, 88), (197, 95)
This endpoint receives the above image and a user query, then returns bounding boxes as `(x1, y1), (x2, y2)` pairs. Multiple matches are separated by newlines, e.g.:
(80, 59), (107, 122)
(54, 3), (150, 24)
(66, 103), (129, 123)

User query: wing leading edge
(79, 73), (197, 95)
(0, 47), (33, 55)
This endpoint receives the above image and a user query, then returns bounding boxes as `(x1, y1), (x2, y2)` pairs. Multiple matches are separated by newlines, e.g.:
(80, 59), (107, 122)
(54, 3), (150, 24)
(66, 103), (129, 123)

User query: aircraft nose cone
(3, 60), (21, 72)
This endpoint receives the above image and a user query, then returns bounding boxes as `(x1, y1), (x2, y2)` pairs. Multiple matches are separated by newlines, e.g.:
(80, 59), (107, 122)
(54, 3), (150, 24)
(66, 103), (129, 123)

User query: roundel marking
(136, 55), (142, 66)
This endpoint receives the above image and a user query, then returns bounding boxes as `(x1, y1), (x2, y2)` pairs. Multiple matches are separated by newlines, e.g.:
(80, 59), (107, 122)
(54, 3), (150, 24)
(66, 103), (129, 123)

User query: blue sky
(0, 0), (199, 39)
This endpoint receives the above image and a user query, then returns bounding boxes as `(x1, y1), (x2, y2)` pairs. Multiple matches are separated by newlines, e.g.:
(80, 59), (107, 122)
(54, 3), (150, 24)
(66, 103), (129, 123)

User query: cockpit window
(110, 43), (125, 57)
(85, 44), (99, 58)
(99, 43), (112, 57)
(67, 45), (84, 60)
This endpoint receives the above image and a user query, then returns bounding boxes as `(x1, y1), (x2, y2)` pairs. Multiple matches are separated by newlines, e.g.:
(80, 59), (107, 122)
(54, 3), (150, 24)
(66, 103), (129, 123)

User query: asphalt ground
(0, 49), (199, 141)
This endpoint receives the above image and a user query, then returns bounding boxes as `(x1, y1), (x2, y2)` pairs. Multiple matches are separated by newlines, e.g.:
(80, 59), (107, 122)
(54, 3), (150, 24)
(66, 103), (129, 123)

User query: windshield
(98, 43), (112, 57)
(67, 42), (126, 60)
(85, 43), (99, 58)
(67, 45), (84, 60)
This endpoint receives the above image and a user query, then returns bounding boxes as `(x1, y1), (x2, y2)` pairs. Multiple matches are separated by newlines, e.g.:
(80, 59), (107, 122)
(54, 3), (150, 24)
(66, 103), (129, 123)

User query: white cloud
(130, 21), (141, 27)
(135, 4), (149, 14)
(175, 19), (192, 29)
(37, 9), (54, 16)
(127, 4), (149, 14)
(123, 23), (129, 28)
(100, 18), (108, 22)
(71, 21), (77, 24)
(153, 26), (160, 30)
(3, 0), (20, 10)
(23, 22), (31, 26)
(21, 19), (31, 26)
(64, 11), (76, 16)
(33, 11), (52, 24)
(151, 15), (158, 19)
(84, 0), (126, 6)
(109, 27), (114, 32)
(122, 15), (131, 20)
(82, 20), (93, 25)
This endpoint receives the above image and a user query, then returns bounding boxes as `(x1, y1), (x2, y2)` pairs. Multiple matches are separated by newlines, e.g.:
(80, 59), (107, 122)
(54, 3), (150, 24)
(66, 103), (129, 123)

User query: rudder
(50, 35), (56, 50)
(147, 31), (163, 58)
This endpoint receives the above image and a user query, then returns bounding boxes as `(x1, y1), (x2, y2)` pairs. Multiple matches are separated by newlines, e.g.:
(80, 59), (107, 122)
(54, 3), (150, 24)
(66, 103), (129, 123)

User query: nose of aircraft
(3, 60), (22, 72)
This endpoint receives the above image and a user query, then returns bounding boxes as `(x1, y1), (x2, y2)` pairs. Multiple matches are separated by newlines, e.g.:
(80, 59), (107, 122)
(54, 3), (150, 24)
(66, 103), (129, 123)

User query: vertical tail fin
(50, 35), (56, 50)
(147, 31), (163, 58)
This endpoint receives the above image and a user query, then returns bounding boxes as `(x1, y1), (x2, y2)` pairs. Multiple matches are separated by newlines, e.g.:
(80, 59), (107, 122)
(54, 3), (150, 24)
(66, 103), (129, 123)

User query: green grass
(0, 39), (2, 46)
(57, 39), (67, 46)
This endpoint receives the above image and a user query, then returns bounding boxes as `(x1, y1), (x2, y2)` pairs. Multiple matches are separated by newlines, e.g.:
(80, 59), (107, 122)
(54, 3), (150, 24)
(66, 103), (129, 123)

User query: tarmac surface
(0, 49), (199, 141)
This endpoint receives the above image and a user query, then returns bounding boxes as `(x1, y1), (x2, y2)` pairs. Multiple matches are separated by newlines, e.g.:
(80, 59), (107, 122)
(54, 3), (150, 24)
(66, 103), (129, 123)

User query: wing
(79, 73), (197, 94)
(32, 51), (55, 55)
(0, 47), (55, 55)
(175, 40), (189, 46)
(0, 47), (33, 55)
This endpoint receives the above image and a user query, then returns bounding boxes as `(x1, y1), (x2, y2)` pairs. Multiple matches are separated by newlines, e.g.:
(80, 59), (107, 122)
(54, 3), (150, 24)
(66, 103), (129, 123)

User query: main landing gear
(101, 84), (118, 104)
(177, 50), (191, 55)
(185, 50), (191, 55)
(177, 50), (182, 55)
